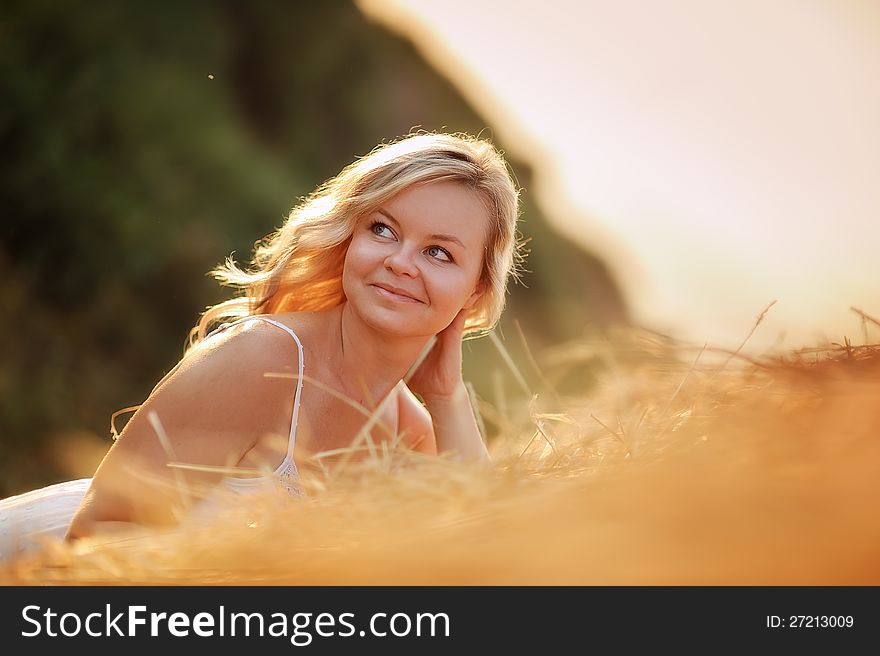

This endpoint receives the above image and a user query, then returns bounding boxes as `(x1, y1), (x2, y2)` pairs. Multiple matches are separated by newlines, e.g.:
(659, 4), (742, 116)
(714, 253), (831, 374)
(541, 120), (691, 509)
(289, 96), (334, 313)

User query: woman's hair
(187, 131), (524, 353)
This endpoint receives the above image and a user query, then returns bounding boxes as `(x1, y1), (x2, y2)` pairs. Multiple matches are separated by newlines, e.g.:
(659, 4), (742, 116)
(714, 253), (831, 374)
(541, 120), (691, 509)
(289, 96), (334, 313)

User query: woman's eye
(426, 246), (452, 262)
(370, 221), (451, 262)
(371, 222), (394, 238)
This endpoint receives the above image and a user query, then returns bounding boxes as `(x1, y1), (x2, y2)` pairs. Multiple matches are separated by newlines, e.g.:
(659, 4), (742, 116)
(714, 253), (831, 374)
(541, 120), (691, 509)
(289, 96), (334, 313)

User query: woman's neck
(319, 303), (431, 407)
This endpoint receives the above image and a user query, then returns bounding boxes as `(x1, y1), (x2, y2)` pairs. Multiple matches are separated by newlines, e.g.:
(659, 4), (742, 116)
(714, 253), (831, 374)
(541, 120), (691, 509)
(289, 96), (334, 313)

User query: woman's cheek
(428, 272), (470, 311)
(347, 239), (379, 273)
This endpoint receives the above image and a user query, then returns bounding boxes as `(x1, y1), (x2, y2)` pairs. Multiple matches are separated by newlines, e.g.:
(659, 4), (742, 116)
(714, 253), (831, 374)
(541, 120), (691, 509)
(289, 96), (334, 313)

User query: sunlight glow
(359, 0), (880, 351)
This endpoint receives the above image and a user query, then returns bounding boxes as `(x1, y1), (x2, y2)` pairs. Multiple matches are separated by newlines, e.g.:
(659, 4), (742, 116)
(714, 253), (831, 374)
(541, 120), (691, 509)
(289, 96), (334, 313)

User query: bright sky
(358, 0), (880, 352)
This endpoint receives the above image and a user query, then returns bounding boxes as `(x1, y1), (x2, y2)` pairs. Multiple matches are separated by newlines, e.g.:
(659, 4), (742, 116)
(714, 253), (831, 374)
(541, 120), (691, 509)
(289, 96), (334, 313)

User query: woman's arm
(66, 321), (299, 540)
(405, 310), (489, 462)
(421, 385), (488, 462)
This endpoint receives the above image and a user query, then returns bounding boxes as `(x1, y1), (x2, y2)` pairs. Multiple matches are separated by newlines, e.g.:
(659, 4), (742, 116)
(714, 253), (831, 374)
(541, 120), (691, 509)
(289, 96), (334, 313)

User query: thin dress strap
(206, 315), (305, 480)
(123, 316), (306, 518)
(239, 317), (305, 469)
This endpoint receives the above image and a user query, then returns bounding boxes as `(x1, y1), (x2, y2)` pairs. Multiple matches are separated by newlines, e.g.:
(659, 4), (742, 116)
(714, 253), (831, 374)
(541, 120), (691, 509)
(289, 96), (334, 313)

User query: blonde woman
(1, 131), (522, 554)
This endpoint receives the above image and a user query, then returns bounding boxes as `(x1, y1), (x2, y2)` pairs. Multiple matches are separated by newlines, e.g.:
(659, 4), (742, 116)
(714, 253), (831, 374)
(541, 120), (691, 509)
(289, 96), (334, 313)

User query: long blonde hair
(187, 131), (524, 353)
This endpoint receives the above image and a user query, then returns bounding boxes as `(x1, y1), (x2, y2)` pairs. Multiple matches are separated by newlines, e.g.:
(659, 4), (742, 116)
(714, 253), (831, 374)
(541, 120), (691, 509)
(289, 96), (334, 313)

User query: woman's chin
(344, 290), (451, 338)
(359, 307), (439, 339)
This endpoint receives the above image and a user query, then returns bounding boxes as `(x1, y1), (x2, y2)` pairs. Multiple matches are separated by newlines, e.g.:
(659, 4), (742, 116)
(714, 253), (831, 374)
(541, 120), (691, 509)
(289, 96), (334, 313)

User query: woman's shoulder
(395, 382), (429, 421)
(395, 382), (437, 454)
(161, 316), (303, 398)
(201, 315), (303, 359)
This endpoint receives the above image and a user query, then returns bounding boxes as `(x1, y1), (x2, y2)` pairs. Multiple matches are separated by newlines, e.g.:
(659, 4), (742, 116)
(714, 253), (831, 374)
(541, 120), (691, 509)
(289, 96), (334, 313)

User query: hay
(3, 324), (879, 585)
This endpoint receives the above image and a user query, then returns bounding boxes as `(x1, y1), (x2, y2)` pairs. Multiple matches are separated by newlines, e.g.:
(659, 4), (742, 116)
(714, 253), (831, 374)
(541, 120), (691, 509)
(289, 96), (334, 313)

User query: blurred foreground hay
(2, 326), (879, 585)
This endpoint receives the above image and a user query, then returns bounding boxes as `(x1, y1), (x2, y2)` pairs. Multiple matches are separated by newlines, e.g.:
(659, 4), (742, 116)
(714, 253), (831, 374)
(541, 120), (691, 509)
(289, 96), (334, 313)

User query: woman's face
(343, 180), (488, 338)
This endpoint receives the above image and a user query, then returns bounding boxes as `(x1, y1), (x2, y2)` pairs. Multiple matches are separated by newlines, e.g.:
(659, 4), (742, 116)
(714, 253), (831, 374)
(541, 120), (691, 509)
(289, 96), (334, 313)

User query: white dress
(0, 316), (305, 561)
(0, 478), (92, 559)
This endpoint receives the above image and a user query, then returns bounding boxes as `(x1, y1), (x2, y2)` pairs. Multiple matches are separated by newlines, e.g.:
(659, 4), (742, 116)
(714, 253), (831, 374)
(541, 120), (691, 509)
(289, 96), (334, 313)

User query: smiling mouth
(371, 284), (423, 304)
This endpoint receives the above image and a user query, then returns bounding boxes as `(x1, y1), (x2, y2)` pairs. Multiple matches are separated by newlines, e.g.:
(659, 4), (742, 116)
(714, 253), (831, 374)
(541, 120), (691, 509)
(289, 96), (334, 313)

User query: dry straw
(3, 306), (879, 585)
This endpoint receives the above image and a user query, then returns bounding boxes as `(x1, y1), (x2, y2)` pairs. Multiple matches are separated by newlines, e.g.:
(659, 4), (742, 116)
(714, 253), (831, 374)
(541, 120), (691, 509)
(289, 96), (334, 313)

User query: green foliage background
(1, 0), (627, 496)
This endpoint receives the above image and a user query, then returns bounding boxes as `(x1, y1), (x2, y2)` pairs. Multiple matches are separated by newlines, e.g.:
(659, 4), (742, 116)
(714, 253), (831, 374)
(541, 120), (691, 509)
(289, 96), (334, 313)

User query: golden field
(3, 316), (878, 585)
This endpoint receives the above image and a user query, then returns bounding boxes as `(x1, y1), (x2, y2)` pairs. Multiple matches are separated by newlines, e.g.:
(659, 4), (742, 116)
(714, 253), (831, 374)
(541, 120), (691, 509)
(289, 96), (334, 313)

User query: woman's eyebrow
(376, 207), (466, 249)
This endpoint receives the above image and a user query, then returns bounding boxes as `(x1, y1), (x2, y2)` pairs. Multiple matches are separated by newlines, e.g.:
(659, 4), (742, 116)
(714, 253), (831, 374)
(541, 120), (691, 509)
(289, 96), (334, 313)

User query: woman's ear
(462, 280), (486, 310)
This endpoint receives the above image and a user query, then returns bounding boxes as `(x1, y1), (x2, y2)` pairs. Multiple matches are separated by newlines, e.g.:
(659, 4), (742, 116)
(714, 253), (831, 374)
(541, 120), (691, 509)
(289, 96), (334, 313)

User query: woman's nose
(384, 247), (419, 277)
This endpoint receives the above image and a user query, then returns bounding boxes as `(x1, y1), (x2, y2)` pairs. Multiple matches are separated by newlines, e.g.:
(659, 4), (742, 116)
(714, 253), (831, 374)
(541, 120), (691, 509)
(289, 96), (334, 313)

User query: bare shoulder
(180, 317), (301, 383)
(396, 382), (437, 455)
(125, 317), (302, 462)
(67, 317), (306, 536)
(157, 318), (304, 433)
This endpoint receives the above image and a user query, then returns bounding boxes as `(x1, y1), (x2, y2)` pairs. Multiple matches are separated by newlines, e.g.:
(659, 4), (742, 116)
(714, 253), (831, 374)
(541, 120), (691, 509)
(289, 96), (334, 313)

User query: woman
(2, 131), (522, 552)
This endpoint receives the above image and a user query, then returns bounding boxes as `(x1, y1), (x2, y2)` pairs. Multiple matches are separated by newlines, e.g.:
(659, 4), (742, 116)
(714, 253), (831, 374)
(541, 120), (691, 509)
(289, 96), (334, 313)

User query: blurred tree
(0, 0), (626, 495)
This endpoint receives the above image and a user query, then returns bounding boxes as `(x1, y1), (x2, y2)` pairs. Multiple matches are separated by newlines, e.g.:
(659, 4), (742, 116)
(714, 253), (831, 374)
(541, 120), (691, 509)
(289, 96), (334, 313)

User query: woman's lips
(371, 284), (423, 303)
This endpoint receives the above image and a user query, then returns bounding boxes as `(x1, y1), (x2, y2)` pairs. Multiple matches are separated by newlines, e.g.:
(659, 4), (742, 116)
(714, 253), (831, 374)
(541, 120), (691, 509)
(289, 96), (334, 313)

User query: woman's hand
(405, 309), (488, 461)
(406, 309), (468, 401)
